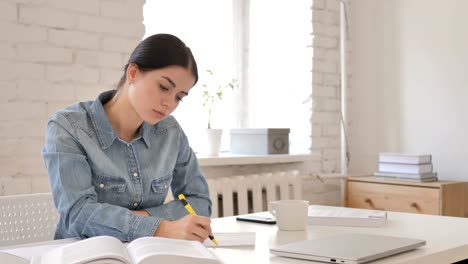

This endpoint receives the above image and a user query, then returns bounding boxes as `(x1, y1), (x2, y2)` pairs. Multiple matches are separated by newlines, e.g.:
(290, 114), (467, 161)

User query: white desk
(2, 210), (468, 263)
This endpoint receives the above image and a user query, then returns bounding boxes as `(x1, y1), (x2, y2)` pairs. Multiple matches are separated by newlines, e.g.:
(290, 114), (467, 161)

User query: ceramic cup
(269, 200), (309, 231)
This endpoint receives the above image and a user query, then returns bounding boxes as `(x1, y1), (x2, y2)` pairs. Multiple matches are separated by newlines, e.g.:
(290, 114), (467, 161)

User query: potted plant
(200, 69), (236, 156)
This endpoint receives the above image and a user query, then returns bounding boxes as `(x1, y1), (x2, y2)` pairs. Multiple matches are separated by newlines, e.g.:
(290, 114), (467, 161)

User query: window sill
(197, 153), (320, 167)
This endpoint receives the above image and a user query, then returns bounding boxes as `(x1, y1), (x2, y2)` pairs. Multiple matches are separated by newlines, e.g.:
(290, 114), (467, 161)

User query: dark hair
(117, 33), (198, 88)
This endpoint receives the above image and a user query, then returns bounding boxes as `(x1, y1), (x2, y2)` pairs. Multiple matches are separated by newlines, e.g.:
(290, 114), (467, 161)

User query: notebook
(270, 233), (426, 264)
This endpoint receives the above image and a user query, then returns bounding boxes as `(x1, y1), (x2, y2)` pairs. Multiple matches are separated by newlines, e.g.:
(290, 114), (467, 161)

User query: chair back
(0, 193), (59, 247)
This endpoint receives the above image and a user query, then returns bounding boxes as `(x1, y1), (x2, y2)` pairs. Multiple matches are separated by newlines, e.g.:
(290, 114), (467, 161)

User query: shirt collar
(89, 90), (152, 149)
(140, 122), (152, 148)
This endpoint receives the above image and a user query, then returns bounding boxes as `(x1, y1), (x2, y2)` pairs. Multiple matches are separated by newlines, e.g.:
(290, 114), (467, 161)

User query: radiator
(207, 170), (302, 218)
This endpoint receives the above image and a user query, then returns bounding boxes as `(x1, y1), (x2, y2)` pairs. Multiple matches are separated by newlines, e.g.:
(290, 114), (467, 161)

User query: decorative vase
(203, 128), (223, 156)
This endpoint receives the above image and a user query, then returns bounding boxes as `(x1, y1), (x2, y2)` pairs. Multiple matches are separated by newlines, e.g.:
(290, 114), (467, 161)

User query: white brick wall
(0, 22), (48, 43)
(46, 0), (100, 15)
(0, 0), (145, 196)
(75, 51), (123, 68)
(311, 0), (350, 176)
(0, 2), (17, 22)
(17, 44), (73, 63)
(0, 43), (15, 59)
(0, 0), (347, 207)
(101, 36), (141, 53)
(19, 6), (78, 29)
(49, 29), (100, 49)
(0, 82), (16, 102)
(46, 65), (100, 83)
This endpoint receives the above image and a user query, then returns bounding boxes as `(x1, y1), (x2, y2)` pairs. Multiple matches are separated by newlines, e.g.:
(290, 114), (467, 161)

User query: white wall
(349, 0), (468, 180)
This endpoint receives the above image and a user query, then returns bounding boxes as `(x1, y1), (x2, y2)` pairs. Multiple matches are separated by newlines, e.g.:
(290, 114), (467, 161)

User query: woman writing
(42, 34), (212, 243)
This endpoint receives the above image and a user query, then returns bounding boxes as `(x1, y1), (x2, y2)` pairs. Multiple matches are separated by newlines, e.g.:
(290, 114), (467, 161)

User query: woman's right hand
(154, 214), (213, 243)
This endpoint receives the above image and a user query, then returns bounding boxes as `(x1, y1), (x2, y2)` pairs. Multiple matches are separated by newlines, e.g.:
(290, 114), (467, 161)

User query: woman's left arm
(144, 132), (212, 219)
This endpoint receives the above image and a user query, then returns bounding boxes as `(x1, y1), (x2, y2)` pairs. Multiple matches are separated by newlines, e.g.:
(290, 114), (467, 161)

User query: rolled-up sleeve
(42, 114), (161, 241)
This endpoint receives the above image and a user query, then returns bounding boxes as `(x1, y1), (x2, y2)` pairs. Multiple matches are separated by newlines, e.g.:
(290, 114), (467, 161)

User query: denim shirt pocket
(94, 174), (128, 205)
(151, 173), (172, 194)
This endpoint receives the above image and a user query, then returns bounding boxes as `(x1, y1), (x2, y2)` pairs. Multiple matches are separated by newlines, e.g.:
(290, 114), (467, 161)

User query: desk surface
(2, 209), (468, 264)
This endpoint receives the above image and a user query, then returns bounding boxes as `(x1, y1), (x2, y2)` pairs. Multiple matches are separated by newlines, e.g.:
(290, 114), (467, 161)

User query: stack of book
(374, 152), (438, 182)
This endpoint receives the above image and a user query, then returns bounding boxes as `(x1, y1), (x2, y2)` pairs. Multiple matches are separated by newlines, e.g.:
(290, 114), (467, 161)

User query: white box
(230, 128), (290, 155)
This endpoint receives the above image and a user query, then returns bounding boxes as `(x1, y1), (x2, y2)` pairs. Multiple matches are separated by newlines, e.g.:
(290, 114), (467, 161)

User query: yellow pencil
(178, 194), (219, 246)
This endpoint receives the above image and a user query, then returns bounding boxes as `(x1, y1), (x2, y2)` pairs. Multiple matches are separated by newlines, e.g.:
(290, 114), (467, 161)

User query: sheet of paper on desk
(308, 205), (387, 227)
(204, 232), (256, 248)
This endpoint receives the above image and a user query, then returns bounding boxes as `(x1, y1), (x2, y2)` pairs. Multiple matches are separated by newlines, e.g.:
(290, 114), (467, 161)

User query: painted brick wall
(0, 0), (145, 195)
(0, 0), (345, 206)
(311, 0), (350, 175)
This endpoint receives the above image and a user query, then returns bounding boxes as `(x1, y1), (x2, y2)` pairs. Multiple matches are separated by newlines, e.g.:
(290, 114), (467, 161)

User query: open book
(31, 236), (221, 264)
(0, 252), (29, 264)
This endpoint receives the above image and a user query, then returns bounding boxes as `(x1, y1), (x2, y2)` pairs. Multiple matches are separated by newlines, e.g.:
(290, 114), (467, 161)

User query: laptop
(270, 233), (426, 264)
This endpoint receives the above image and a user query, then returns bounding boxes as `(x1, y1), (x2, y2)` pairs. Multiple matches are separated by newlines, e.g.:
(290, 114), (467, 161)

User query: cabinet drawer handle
(364, 198), (384, 210)
(410, 202), (420, 210)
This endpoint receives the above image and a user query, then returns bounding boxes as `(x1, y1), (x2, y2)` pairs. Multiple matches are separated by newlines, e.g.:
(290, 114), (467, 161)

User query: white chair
(0, 193), (59, 247)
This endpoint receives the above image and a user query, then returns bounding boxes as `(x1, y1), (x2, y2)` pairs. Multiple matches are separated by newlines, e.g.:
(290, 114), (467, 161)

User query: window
(144, 0), (312, 154)
(246, 0), (312, 154)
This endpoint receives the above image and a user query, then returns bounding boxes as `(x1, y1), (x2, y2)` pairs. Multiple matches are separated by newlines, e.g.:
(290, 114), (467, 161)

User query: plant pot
(202, 128), (223, 156)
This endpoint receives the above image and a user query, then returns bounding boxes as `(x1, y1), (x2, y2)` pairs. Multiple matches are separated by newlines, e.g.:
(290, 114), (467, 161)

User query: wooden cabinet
(345, 176), (468, 217)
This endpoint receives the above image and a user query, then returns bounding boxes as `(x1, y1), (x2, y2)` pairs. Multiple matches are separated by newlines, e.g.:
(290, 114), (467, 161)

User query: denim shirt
(41, 90), (211, 242)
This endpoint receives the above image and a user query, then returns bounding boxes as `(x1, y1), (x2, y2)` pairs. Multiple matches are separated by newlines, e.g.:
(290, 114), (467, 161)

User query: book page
(33, 256), (125, 264)
(40, 236), (131, 264)
(0, 238), (78, 261)
(203, 232), (256, 248)
(0, 252), (29, 264)
(126, 237), (219, 264)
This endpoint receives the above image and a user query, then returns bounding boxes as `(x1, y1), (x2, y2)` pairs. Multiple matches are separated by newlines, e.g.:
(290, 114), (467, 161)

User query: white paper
(308, 205), (387, 227)
(204, 232), (256, 248)
(309, 205), (386, 219)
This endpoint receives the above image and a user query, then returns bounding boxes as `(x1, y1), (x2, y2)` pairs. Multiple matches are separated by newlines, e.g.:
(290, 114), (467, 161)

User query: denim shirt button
(164, 184), (168, 189)
(99, 184), (104, 188)
(133, 172), (138, 177)
(133, 203), (138, 207)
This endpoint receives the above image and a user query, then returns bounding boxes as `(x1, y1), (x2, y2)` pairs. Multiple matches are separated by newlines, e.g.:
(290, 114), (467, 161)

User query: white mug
(270, 200), (309, 231)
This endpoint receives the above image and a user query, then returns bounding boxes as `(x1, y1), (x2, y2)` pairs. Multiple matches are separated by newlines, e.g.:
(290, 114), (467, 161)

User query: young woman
(42, 34), (212, 242)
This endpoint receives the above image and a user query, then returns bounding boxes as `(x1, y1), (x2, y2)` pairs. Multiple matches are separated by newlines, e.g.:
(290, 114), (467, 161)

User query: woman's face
(128, 65), (195, 125)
